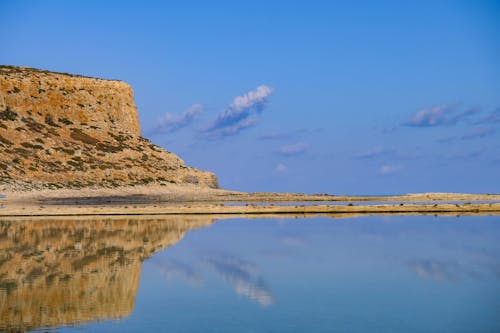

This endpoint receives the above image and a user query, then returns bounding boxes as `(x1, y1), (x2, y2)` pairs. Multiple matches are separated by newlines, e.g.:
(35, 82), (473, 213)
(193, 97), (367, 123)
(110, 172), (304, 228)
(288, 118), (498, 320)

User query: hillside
(0, 66), (218, 191)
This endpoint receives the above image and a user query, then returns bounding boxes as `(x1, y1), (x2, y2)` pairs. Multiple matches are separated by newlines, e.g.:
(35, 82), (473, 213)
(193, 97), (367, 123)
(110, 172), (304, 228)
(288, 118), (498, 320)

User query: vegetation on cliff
(0, 65), (218, 190)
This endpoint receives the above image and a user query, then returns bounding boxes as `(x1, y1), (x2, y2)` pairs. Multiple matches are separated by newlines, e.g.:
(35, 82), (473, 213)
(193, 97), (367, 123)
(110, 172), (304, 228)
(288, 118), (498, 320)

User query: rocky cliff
(0, 66), (218, 190)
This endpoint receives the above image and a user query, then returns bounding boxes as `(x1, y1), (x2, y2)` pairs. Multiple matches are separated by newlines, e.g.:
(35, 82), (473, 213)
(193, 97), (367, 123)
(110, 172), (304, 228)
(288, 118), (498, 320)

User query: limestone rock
(0, 66), (218, 190)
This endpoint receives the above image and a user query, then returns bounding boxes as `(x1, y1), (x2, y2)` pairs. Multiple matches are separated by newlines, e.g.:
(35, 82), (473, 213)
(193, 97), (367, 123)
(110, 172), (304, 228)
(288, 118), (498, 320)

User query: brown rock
(0, 66), (218, 190)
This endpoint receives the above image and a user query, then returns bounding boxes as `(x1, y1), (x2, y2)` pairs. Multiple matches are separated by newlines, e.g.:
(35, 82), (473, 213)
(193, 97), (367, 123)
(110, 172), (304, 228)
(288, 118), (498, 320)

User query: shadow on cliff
(0, 216), (215, 332)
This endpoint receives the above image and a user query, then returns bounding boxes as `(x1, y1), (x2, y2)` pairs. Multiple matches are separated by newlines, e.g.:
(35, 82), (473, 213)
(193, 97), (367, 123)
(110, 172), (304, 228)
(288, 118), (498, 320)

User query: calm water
(0, 214), (499, 332)
(224, 200), (500, 206)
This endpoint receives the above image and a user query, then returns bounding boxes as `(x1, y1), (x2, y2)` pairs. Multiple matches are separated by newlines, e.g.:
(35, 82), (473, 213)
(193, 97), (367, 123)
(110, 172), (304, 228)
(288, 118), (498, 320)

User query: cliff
(0, 65), (218, 190)
(0, 216), (214, 331)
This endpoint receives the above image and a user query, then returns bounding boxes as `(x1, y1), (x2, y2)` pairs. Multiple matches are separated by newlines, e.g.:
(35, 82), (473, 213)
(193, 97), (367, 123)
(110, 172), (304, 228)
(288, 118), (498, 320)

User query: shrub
(183, 175), (199, 184)
(57, 147), (75, 155)
(58, 117), (73, 125)
(0, 135), (12, 146)
(108, 131), (129, 142)
(67, 160), (84, 169)
(21, 142), (44, 150)
(96, 142), (123, 153)
(13, 147), (30, 157)
(47, 127), (60, 136)
(7, 87), (20, 94)
(45, 114), (60, 127)
(0, 107), (18, 121)
(70, 128), (99, 145)
(140, 177), (154, 184)
(22, 117), (46, 133)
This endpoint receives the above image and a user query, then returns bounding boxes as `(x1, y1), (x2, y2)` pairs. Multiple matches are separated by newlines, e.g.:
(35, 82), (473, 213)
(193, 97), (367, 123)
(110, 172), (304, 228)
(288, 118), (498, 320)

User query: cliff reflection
(0, 216), (214, 332)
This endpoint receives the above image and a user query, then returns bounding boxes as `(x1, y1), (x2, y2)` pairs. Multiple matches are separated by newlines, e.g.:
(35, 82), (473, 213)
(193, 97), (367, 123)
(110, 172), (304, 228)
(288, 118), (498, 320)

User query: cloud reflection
(410, 260), (463, 282)
(152, 258), (203, 286)
(205, 255), (274, 306)
(407, 259), (500, 282)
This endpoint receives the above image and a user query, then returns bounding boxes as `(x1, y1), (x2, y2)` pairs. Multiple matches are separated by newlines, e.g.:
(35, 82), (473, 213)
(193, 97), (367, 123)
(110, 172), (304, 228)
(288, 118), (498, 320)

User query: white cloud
(377, 164), (401, 175)
(475, 108), (500, 124)
(275, 143), (310, 156)
(461, 127), (495, 140)
(258, 131), (289, 140)
(153, 104), (202, 134)
(204, 85), (274, 137)
(403, 105), (481, 127)
(403, 105), (454, 127)
(275, 163), (287, 172)
(355, 146), (386, 159)
(231, 85), (273, 111)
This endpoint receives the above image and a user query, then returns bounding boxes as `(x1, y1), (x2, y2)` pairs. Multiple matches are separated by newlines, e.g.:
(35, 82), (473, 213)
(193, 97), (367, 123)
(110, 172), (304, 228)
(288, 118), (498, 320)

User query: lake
(0, 214), (499, 332)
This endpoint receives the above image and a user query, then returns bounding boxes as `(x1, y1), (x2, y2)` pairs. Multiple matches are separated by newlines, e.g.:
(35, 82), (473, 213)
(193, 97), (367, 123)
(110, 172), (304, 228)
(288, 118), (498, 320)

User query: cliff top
(0, 65), (122, 82)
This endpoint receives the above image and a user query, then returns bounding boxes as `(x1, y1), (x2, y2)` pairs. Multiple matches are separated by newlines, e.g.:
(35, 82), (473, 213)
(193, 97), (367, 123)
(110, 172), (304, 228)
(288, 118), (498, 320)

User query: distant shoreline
(1, 185), (499, 217)
(0, 203), (499, 218)
(2, 183), (500, 202)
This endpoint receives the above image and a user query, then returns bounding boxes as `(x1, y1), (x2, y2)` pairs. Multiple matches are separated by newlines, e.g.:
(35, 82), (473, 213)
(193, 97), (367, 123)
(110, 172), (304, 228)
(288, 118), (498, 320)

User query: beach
(1, 184), (499, 217)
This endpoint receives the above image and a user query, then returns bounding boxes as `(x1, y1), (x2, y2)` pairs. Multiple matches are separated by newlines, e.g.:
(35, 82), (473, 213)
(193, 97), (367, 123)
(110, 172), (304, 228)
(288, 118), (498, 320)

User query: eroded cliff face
(0, 66), (218, 189)
(0, 216), (215, 331)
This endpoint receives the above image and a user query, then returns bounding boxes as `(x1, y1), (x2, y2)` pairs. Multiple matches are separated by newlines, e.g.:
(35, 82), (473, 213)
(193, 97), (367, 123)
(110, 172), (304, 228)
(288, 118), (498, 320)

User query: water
(223, 200), (500, 206)
(0, 214), (499, 332)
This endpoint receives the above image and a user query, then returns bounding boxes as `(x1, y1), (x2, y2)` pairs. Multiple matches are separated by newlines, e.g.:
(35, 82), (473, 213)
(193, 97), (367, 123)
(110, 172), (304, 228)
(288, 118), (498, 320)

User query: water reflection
(153, 258), (202, 286)
(0, 216), (214, 332)
(409, 257), (500, 282)
(410, 259), (472, 282)
(0, 215), (499, 332)
(205, 254), (274, 306)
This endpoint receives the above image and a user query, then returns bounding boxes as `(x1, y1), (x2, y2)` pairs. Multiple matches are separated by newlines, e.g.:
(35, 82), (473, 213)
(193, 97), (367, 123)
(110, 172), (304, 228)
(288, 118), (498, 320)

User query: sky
(1, 0), (499, 194)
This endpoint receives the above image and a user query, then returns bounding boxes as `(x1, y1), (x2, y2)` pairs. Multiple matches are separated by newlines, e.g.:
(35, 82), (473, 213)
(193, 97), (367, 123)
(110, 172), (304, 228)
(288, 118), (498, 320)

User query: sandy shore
(0, 203), (499, 217)
(1, 184), (499, 217)
(0, 183), (240, 203)
(2, 184), (500, 203)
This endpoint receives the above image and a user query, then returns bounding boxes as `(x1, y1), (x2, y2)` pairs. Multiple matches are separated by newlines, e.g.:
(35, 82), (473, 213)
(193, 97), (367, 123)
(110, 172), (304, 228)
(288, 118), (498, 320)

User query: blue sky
(1, 0), (499, 194)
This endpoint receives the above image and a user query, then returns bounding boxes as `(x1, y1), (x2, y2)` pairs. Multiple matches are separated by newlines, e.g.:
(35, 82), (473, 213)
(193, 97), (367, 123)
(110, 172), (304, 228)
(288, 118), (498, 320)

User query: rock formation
(0, 216), (214, 332)
(0, 65), (218, 190)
